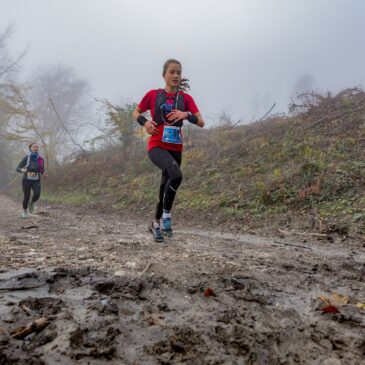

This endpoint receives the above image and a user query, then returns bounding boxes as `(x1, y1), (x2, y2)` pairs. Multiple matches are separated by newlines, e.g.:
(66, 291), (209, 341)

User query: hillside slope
(45, 89), (365, 236)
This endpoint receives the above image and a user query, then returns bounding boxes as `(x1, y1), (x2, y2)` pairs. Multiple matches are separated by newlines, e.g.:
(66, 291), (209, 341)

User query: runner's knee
(170, 168), (182, 189)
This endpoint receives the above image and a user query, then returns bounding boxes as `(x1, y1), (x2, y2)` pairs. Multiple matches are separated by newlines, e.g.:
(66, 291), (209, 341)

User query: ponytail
(179, 78), (190, 92)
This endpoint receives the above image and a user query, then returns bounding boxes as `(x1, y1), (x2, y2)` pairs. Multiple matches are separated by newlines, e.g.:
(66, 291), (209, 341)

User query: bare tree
(28, 65), (91, 162)
(5, 65), (91, 168)
(0, 23), (27, 126)
(0, 23), (27, 80)
(0, 24), (27, 183)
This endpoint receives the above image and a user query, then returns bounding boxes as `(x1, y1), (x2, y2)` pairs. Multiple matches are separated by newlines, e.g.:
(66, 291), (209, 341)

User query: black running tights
(22, 179), (41, 210)
(148, 147), (182, 220)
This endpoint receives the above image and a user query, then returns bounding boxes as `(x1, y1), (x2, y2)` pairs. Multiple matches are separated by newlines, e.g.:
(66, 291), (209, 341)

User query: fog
(1, 0), (364, 123)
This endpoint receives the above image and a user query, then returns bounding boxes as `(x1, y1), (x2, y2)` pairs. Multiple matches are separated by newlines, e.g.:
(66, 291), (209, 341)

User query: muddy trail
(0, 194), (364, 364)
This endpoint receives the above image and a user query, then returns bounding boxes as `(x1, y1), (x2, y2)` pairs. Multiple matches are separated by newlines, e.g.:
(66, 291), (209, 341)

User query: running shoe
(149, 220), (164, 243)
(162, 217), (173, 237)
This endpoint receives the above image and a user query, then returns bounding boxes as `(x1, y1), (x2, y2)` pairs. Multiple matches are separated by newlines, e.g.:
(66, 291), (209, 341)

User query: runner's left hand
(167, 109), (188, 122)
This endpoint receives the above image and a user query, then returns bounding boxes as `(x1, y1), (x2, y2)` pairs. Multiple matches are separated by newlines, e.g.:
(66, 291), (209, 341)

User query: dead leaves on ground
(203, 288), (215, 297)
(318, 291), (364, 315)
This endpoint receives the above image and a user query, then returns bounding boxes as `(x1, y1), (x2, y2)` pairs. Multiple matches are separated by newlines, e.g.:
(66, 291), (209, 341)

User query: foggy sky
(1, 0), (364, 123)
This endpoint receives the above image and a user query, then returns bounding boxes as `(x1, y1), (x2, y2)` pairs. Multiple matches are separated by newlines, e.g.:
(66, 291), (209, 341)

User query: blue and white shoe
(162, 217), (173, 237)
(149, 220), (164, 243)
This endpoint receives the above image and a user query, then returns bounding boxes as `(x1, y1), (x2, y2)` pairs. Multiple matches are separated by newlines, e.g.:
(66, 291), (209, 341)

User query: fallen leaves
(204, 288), (215, 297)
(321, 305), (340, 314)
(331, 292), (349, 305)
(319, 292), (349, 307)
(318, 291), (362, 316)
(319, 295), (330, 305)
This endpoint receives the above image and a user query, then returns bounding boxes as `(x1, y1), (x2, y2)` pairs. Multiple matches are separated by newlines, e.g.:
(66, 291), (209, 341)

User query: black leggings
(22, 179), (41, 210)
(148, 147), (182, 220)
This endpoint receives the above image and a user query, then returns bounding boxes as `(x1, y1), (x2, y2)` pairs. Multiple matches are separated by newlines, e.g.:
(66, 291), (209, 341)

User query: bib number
(27, 172), (39, 181)
(162, 126), (182, 144)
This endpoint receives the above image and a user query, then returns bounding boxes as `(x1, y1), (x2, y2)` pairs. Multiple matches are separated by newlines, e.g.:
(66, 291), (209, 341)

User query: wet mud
(0, 195), (364, 364)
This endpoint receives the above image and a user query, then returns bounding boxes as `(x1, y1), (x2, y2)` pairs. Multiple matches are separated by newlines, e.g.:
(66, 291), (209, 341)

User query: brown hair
(28, 142), (38, 151)
(162, 59), (190, 92)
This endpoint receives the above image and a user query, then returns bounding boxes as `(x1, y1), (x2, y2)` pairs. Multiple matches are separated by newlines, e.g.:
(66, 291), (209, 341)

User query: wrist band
(186, 112), (198, 125)
(137, 115), (148, 126)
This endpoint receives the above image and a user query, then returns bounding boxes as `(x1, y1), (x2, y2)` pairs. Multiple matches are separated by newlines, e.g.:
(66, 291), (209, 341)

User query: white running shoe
(21, 210), (28, 219)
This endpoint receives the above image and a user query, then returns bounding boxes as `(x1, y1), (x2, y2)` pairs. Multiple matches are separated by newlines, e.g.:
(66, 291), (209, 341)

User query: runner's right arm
(16, 157), (27, 173)
(133, 101), (160, 136)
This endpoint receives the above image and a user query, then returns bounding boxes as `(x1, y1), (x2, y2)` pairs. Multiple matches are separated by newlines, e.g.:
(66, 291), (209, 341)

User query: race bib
(27, 172), (39, 181)
(162, 126), (182, 144)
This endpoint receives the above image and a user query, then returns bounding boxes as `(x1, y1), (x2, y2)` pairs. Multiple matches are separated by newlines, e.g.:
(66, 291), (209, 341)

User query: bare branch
(10, 84), (50, 169)
(49, 98), (87, 152)
(0, 47), (28, 78)
(257, 103), (277, 122)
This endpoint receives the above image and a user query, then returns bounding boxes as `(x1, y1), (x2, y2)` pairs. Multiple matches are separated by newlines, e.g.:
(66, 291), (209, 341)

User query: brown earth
(0, 194), (364, 364)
